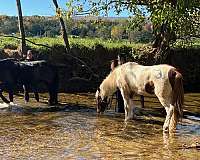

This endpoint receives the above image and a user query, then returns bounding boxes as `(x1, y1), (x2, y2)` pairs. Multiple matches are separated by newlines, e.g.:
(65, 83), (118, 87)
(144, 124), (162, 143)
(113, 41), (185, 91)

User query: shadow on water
(0, 92), (200, 159)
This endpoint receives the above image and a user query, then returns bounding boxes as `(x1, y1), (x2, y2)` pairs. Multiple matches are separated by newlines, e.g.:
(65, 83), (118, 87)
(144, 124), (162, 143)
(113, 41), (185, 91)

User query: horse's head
(95, 88), (109, 114)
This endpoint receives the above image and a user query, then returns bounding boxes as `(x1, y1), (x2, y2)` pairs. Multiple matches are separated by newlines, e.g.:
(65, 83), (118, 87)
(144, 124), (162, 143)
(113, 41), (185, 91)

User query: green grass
(0, 36), (148, 50)
(1, 36), (200, 51)
(173, 38), (200, 48)
(0, 37), (19, 49)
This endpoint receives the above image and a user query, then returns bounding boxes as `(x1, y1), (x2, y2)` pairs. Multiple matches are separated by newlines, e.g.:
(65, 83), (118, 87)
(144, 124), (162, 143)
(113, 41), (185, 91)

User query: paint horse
(96, 62), (184, 133)
(111, 59), (145, 109)
(0, 58), (59, 105)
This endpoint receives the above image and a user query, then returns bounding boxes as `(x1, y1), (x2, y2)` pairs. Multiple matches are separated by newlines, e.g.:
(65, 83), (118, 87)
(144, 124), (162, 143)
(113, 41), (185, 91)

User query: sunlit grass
(0, 36), (148, 50)
(1, 36), (200, 51)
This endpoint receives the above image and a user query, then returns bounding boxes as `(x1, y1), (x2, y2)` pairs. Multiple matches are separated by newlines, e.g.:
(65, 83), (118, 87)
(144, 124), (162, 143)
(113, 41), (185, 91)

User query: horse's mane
(100, 67), (119, 96)
(100, 62), (138, 92)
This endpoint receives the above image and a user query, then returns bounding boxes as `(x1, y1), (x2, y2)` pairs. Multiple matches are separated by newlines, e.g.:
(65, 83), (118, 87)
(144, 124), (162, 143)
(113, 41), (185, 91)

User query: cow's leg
(34, 92), (39, 102)
(0, 85), (10, 103)
(32, 85), (39, 102)
(23, 84), (30, 103)
(6, 83), (15, 103)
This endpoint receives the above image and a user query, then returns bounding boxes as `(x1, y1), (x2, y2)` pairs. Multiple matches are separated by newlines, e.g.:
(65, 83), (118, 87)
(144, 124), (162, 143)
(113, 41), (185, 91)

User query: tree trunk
(152, 21), (173, 64)
(52, 0), (70, 53)
(16, 0), (26, 56)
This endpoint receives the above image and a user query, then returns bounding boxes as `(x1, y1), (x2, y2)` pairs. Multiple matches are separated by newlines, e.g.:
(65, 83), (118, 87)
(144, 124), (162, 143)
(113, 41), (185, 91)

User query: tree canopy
(66, 0), (200, 47)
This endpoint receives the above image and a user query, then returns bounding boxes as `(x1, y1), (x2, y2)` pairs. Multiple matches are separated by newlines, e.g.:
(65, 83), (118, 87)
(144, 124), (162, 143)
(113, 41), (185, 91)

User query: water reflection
(0, 93), (199, 159)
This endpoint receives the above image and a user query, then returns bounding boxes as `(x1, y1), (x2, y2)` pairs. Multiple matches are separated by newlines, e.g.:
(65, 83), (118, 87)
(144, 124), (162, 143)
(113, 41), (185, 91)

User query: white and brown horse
(95, 62), (184, 133)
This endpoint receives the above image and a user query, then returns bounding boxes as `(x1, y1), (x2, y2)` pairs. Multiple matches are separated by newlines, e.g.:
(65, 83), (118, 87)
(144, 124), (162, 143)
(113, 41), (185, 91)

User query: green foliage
(111, 25), (125, 40)
(127, 14), (146, 32)
(131, 30), (153, 43)
(68, 0), (200, 46)
(149, 0), (200, 44)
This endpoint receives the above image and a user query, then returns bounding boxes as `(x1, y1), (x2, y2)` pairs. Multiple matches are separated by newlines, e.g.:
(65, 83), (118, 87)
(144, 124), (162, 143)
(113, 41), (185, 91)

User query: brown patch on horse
(168, 68), (176, 90)
(168, 68), (184, 131)
(145, 81), (154, 94)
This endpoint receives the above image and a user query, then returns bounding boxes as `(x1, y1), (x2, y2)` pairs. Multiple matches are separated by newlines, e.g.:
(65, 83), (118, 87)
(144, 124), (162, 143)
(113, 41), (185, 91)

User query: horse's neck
(100, 71), (117, 96)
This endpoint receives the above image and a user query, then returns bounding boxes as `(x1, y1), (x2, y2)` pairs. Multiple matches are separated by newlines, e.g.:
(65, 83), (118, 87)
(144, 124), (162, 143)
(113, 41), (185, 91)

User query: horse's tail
(168, 68), (184, 131)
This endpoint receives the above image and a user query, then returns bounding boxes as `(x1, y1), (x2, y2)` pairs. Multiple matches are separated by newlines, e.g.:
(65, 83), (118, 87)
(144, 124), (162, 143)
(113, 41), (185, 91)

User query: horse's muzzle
(96, 100), (108, 114)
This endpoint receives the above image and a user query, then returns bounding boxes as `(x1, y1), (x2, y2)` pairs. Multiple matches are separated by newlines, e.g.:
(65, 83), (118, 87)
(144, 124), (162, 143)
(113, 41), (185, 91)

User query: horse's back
(116, 62), (175, 96)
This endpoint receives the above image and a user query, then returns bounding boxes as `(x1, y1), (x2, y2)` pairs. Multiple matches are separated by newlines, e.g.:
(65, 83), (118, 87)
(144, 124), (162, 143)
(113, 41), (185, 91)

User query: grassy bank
(0, 36), (148, 50)
(0, 36), (200, 92)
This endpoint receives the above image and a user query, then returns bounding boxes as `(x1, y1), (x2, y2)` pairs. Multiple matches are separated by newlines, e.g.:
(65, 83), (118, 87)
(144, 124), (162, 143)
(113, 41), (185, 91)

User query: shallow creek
(0, 92), (199, 159)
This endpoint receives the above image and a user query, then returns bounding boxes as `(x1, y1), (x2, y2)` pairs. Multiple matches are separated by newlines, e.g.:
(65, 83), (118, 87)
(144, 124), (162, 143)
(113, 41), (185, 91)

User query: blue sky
(0, 0), (66, 16)
(0, 0), (131, 17)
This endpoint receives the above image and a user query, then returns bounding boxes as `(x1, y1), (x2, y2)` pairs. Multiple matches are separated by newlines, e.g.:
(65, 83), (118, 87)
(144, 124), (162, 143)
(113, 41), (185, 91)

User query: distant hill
(0, 15), (153, 43)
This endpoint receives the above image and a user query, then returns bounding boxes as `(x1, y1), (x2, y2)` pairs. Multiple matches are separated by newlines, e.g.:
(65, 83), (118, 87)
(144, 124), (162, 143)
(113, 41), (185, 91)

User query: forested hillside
(0, 15), (153, 43)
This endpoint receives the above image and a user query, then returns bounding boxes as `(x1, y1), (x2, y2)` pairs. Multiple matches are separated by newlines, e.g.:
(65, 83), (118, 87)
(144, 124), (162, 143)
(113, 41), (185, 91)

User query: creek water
(0, 93), (199, 159)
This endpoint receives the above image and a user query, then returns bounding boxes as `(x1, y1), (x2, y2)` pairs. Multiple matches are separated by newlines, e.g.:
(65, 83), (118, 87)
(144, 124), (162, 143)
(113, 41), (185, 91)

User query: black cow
(0, 58), (59, 105)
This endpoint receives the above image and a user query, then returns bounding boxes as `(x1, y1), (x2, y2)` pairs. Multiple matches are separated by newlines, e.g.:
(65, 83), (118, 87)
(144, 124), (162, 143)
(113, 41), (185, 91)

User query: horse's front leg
(120, 89), (134, 121)
(127, 98), (135, 119)
(123, 98), (129, 121)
